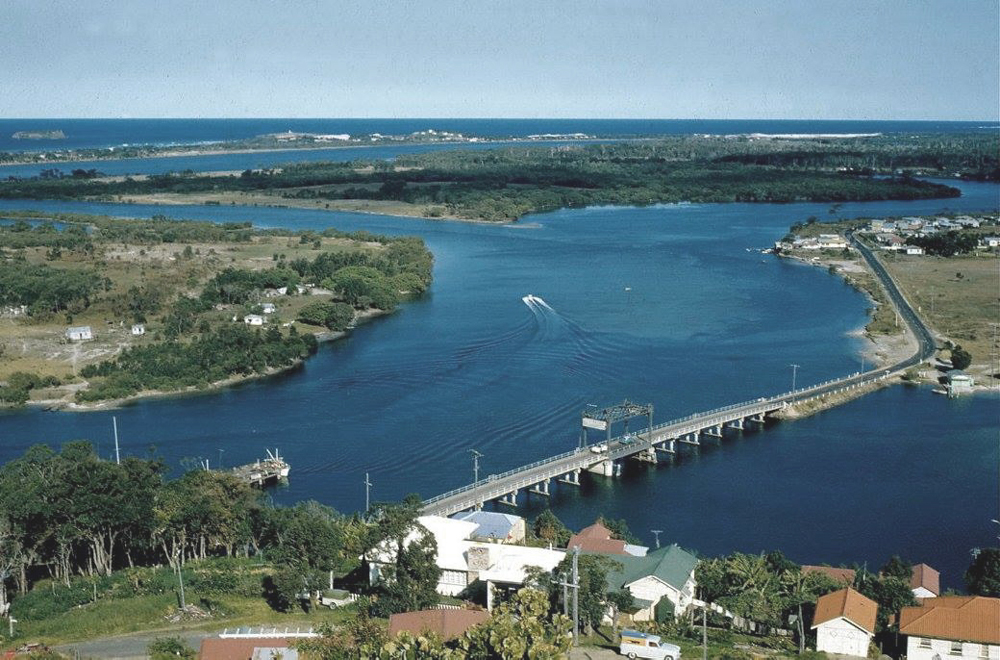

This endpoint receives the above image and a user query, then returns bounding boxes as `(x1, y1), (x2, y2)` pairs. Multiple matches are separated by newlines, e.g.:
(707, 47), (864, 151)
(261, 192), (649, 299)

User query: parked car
(620, 629), (680, 660)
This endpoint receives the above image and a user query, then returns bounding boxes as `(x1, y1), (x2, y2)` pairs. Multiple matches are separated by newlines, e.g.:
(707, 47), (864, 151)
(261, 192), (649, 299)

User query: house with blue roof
(450, 511), (526, 544)
(603, 544), (699, 623)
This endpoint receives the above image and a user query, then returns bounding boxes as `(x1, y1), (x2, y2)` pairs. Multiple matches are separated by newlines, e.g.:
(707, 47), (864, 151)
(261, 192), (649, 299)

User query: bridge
(422, 231), (937, 517)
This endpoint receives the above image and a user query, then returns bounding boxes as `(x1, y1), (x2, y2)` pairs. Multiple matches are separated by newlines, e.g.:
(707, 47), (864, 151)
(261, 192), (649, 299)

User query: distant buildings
(899, 596), (1000, 660)
(243, 314), (264, 326)
(261, 303), (277, 314)
(811, 587), (878, 658)
(131, 323), (145, 336)
(65, 325), (93, 341)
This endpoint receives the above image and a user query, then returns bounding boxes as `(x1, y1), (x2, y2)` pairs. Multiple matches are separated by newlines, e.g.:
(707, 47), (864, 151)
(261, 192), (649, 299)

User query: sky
(1, 0), (998, 120)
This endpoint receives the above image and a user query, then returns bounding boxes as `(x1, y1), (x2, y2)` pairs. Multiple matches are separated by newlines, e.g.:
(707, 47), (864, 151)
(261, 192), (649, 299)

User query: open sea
(0, 121), (997, 590)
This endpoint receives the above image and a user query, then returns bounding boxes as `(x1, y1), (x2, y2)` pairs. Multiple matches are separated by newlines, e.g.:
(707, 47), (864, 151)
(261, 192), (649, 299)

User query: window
(439, 570), (467, 587)
(980, 645), (989, 659)
(950, 641), (963, 656)
(919, 638), (932, 649)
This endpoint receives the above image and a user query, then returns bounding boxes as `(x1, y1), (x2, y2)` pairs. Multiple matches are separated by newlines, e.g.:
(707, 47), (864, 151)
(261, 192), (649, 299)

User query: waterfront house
(898, 596), (1000, 660)
(243, 314), (264, 326)
(65, 325), (93, 342)
(131, 323), (145, 336)
(817, 233), (848, 249)
(568, 520), (648, 557)
(602, 544), (699, 622)
(811, 587), (877, 658)
(946, 370), (974, 395)
(366, 515), (564, 609)
(802, 565), (856, 585)
(910, 563), (940, 599)
(450, 511), (526, 544)
(261, 303), (277, 314)
(388, 608), (490, 642)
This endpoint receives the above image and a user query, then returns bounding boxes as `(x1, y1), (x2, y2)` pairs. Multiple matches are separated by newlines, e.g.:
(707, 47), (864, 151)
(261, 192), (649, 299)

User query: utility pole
(217, 448), (224, 469)
(651, 529), (662, 549)
(469, 449), (483, 483)
(702, 606), (707, 660)
(113, 416), (120, 465)
(790, 363), (800, 391)
(176, 564), (186, 610)
(557, 572), (570, 617)
(364, 472), (373, 514)
(572, 546), (580, 646)
(8, 616), (14, 639)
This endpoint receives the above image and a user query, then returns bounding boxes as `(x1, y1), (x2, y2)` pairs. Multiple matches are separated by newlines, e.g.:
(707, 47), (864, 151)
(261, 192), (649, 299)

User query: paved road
(55, 629), (211, 660)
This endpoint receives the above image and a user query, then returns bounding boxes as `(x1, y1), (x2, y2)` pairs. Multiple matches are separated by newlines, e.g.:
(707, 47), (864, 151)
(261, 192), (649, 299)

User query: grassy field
(878, 251), (999, 376)
(13, 589), (355, 645)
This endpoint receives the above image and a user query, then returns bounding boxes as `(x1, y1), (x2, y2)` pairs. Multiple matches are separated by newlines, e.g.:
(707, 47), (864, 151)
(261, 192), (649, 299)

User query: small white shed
(65, 326), (93, 342)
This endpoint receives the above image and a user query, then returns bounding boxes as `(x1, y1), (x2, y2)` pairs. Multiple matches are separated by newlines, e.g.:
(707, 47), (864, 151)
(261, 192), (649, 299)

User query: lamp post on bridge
(790, 364), (800, 391)
(364, 472), (372, 514)
(469, 449), (483, 484)
(651, 529), (663, 549)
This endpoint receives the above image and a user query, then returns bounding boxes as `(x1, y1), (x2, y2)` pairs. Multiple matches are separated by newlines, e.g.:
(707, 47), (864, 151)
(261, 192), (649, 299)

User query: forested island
(1, 135), (992, 221)
(0, 212), (432, 406)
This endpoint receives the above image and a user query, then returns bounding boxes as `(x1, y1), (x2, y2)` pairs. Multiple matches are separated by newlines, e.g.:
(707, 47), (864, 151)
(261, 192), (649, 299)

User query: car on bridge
(590, 443), (609, 453)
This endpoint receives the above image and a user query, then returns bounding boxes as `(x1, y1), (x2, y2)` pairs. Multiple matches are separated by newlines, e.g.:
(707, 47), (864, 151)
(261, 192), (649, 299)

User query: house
(567, 520), (647, 557)
(603, 544), (699, 622)
(946, 370), (974, 395)
(906, 246), (925, 255)
(982, 236), (1000, 248)
(243, 314), (264, 326)
(198, 637), (295, 660)
(131, 323), (145, 336)
(450, 511), (526, 544)
(366, 515), (564, 609)
(811, 587), (878, 658)
(910, 563), (940, 599)
(801, 565), (857, 585)
(388, 608), (490, 641)
(898, 596), (1000, 660)
(261, 303), (277, 314)
(817, 234), (848, 249)
(65, 326), (93, 342)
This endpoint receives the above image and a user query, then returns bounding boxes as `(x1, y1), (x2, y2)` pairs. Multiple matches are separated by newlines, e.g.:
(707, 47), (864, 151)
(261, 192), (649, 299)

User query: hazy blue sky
(2, 0), (997, 119)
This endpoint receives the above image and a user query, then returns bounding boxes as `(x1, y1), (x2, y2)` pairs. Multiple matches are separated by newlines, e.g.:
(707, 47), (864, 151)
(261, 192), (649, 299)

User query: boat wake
(522, 293), (554, 312)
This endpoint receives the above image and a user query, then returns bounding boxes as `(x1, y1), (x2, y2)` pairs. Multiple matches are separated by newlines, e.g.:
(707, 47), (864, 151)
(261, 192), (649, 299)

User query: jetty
(422, 230), (937, 517)
(231, 449), (290, 487)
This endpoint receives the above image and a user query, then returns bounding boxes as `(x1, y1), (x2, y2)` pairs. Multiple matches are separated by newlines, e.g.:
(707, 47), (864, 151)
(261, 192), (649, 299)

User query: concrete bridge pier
(727, 417), (745, 430)
(498, 489), (519, 507)
(635, 447), (658, 464)
(529, 479), (551, 496)
(747, 413), (766, 425)
(655, 439), (677, 455)
(587, 460), (620, 477)
(703, 425), (723, 438)
(558, 469), (581, 486)
(679, 431), (701, 446)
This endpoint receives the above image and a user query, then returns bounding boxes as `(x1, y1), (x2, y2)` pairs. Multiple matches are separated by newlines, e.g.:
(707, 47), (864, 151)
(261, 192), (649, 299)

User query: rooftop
(605, 544), (698, 592)
(898, 596), (1000, 644)
(802, 565), (857, 584)
(811, 587), (878, 634)
(388, 608), (490, 641)
(910, 563), (940, 596)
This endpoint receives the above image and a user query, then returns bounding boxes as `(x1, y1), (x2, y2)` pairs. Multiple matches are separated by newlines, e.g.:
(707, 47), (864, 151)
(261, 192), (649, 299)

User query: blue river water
(0, 175), (997, 590)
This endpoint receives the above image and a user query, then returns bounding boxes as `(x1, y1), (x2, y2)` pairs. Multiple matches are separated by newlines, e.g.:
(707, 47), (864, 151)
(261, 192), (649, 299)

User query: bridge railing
(423, 369), (902, 509)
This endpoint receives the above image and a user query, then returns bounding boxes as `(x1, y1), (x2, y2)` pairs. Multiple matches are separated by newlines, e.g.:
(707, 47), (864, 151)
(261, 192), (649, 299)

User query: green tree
(950, 345), (972, 370)
(853, 569), (916, 632)
(148, 636), (196, 660)
(965, 548), (1000, 597)
(458, 588), (571, 659)
(531, 509), (571, 547)
(879, 555), (912, 581)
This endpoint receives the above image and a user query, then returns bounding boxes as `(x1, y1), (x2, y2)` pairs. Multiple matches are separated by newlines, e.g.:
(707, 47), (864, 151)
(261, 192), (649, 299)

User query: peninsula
(0, 211), (432, 407)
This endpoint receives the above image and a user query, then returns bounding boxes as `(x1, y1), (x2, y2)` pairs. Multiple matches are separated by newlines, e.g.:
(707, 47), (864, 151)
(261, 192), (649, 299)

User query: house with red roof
(909, 563), (940, 599)
(811, 587), (878, 658)
(567, 520), (647, 557)
(899, 596), (999, 660)
(388, 608), (490, 641)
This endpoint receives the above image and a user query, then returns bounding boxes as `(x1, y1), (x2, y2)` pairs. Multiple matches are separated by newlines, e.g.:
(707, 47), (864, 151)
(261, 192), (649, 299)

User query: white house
(817, 233), (848, 249)
(131, 323), (146, 336)
(65, 326), (93, 342)
(366, 515), (564, 609)
(811, 587), (877, 658)
(261, 303), (277, 315)
(899, 596), (1000, 660)
(982, 236), (1000, 248)
(244, 314), (265, 326)
(947, 370), (974, 395)
(603, 544), (698, 622)
(905, 246), (925, 255)
(451, 511), (526, 544)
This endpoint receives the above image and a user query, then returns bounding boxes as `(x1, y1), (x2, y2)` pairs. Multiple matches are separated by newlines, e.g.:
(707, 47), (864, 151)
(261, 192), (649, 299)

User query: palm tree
(781, 569), (810, 654)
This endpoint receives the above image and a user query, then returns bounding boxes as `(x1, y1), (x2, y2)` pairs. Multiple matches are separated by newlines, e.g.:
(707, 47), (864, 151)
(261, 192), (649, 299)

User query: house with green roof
(603, 544), (699, 622)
